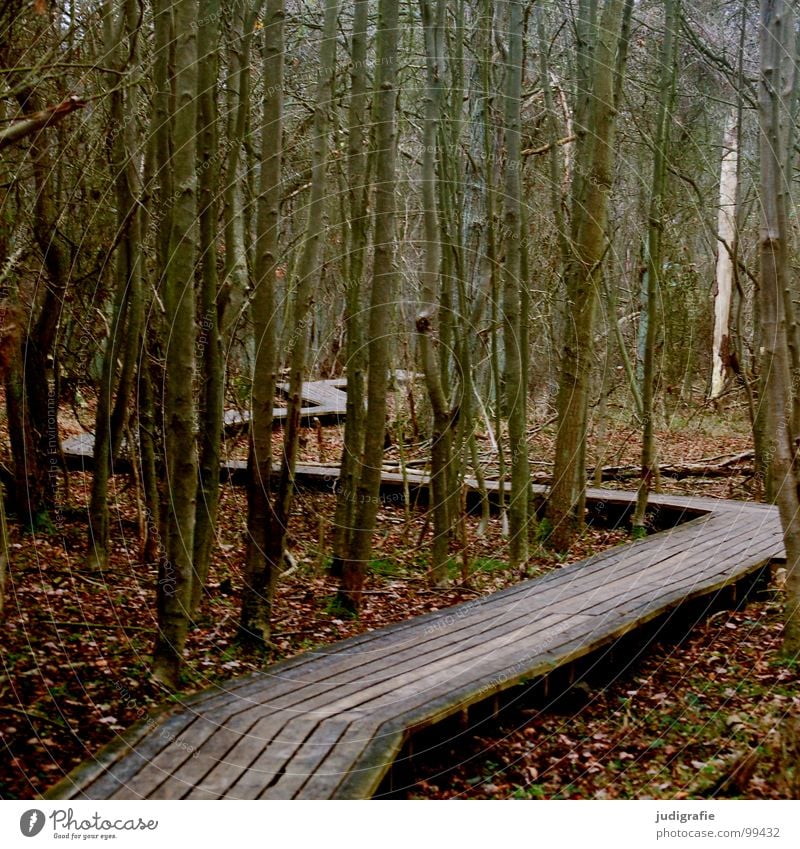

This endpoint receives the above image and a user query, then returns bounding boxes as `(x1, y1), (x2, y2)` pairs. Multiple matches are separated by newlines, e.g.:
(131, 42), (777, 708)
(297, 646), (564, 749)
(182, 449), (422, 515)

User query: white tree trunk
(710, 111), (738, 399)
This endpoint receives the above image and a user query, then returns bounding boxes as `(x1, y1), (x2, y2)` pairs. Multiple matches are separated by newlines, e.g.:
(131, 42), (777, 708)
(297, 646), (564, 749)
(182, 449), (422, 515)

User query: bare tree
(416, 0), (454, 585)
(192, 0), (224, 614)
(241, 0), (285, 645)
(501, 0), (529, 569)
(757, 0), (800, 657)
(152, 0), (200, 689)
(331, 0), (370, 579)
(89, 0), (144, 569)
(547, 0), (634, 549)
(632, 0), (680, 533)
(340, 0), (400, 612)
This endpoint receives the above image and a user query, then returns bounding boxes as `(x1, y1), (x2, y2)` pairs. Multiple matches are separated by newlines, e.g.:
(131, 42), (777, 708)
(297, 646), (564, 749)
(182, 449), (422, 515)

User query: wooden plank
(43, 711), (171, 800)
(123, 605), (583, 798)
(306, 522), (785, 798)
(46, 476), (786, 801)
(125, 608), (558, 796)
(79, 710), (207, 800)
(277, 381), (348, 411)
(68, 508), (770, 798)
(187, 714), (321, 800)
(126, 708), (280, 800)
(293, 716), (387, 799)
(260, 715), (354, 799)
(335, 543), (777, 800)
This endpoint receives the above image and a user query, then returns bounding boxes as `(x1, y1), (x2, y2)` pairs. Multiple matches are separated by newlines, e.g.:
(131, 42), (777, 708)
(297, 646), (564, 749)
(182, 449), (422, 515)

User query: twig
(1, 706), (67, 729)
(49, 621), (151, 632)
(521, 134), (576, 157)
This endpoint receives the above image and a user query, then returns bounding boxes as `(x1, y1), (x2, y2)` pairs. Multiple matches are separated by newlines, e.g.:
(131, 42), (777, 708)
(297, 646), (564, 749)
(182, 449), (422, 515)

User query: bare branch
(0, 94), (86, 151)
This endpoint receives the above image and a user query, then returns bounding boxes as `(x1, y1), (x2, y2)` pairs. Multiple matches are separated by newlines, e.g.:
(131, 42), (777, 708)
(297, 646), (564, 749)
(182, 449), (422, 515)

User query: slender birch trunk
(710, 111), (738, 400)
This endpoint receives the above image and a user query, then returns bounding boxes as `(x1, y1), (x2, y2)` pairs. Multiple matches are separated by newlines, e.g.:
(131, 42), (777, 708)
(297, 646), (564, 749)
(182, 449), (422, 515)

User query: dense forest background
(1, 0), (799, 799)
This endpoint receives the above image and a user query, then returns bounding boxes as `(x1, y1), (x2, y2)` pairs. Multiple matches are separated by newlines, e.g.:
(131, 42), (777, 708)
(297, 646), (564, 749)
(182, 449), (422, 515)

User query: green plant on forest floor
(370, 558), (403, 578)
(324, 593), (358, 620)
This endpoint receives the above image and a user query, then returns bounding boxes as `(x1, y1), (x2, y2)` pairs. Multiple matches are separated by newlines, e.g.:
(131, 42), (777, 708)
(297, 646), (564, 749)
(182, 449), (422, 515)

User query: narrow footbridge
(46, 487), (784, 800)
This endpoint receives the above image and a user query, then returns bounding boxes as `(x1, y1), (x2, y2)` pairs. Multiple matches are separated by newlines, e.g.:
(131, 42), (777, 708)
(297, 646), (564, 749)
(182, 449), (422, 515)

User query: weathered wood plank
(79, 512), (776, 792)
(46, 480), (786, 801)
(130, 512), (773, 799)
(260, 715), (354, 799)
(221, 716), (323, 799)
(293, 716), (387, 799)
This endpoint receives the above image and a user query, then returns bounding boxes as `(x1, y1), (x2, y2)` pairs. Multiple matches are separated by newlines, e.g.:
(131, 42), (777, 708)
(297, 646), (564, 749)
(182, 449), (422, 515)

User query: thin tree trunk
(240, 0), (284, 645)
(710, 110), (738, 401)
(758, 0), (800, 657)
(547, 0), (633, 550)
(192, 0), (223, 615)
(339, 0), (400, 612)
(263, 0), (339, 620)
(89, 0), (143, 569)
(632, 0), (679, 533)
(152, 0), (200, 689)
(4, 297), (48, 528)
(331, 0), (370, 578)
(416, 0), (452, 586)
(502, 0), (528, 569)
(219, 0), (257, 344)
(0, 480), (7, 621)
(0, 286), (9, 621)
(137, 350), (161, 565)
(9, 86), (71, 528)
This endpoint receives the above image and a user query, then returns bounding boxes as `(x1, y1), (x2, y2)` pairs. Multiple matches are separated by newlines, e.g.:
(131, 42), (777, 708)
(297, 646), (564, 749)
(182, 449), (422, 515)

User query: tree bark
(7, 83), (73, 528)
(340, 0), (400, 612)
(261, 0), (339, 633)
(331, 0), (370, 579)
(219, 0), (258, 345)
(547, 0), (633, 550)
(0, 95), (85, 150)
(0, 480), (7, 621)
(152, 0), (200, 689)
(632, 0), (679, 533)
(89, 0), (143, 569)
(758, 0), (800, 657)
(710, 111), (738, 401)
(416, 0), (453, 586)
(241, 0), (284, 645)
(501, 0), (529, 569)
(192, 0), (223, 615)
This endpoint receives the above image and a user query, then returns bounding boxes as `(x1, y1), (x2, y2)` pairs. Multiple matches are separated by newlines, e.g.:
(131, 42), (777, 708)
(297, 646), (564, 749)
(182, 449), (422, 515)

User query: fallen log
(590, 450), (754, 481)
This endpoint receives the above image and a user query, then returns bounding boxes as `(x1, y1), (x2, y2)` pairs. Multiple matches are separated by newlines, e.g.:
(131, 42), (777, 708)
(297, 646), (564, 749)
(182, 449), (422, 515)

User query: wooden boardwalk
(224, 380), (349, 431)
(62, 381), (350, 469)
(45, 483), (784, 800)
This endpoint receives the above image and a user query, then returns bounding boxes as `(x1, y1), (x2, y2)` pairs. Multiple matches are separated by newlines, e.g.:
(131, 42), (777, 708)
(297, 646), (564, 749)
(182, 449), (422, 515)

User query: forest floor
(1, 397), (797, 799)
